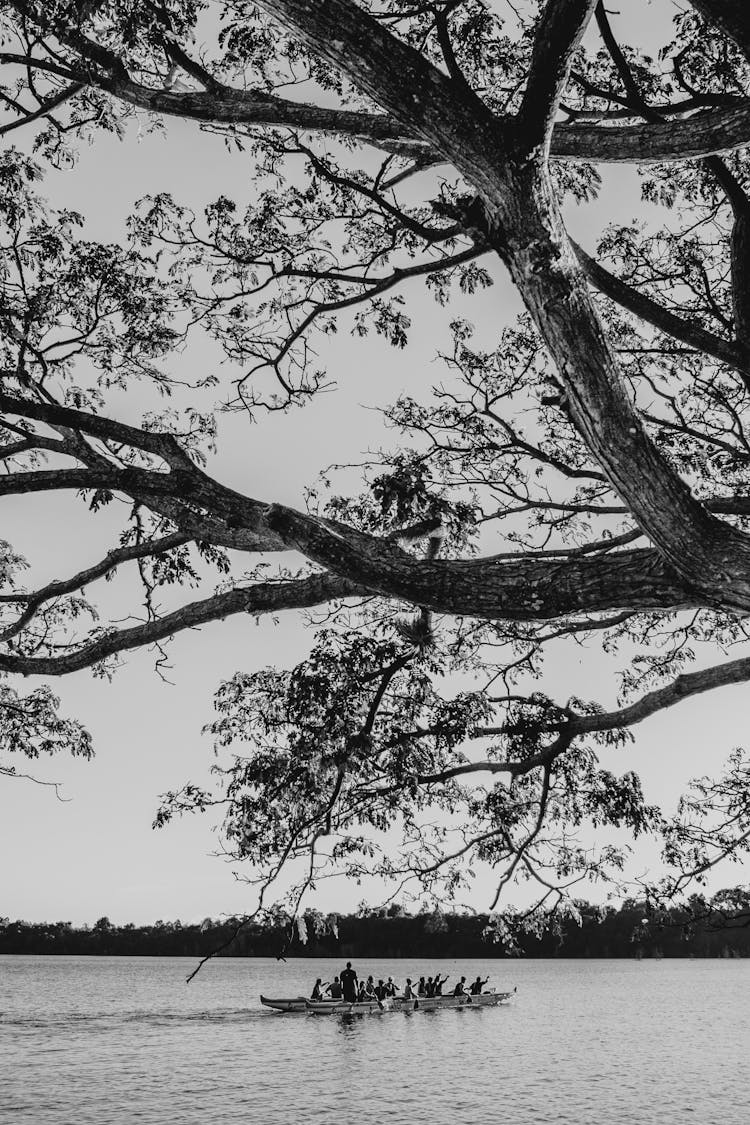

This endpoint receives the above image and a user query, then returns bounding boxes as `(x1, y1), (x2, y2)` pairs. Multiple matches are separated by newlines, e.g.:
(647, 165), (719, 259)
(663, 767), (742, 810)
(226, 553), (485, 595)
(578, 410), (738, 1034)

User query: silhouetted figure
(311, 978), (327, 1000)
(453, 976), (467, 996)
(326, 976), (343, 999)
(470, 976), (489, 995)
(340, 961), (358, 1003)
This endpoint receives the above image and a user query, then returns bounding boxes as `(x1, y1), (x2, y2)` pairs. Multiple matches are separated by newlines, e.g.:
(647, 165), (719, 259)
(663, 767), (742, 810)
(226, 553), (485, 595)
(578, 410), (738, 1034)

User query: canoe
(263, 988), (515, 1014)
(304, 997), (391, 1014)
(260, 995), (341, 1013)
(392, 989), (514, 1011)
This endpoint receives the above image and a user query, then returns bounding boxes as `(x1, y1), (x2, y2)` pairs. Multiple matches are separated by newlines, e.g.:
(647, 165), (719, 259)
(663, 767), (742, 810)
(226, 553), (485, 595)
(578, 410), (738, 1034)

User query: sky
(4, 0), (746, 927)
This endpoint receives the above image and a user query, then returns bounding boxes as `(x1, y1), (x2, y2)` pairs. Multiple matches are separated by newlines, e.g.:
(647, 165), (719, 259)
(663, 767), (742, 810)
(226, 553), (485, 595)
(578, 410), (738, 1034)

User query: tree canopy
(2, 0), (750, 935)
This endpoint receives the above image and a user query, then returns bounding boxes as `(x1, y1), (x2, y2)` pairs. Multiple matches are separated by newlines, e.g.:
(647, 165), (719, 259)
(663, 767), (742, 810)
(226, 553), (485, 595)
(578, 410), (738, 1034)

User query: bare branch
(573, 240), (750, 386)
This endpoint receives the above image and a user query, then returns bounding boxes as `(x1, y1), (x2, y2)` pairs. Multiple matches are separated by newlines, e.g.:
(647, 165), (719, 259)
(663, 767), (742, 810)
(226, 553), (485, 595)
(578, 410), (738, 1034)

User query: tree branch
(0, 80), (84, 137)
(0, 573), (363, 676)
(572, 652), (750, 734)
(518, 0), (597, 151)
(572, 240), (750, 385)
(0, 531), (192, 643)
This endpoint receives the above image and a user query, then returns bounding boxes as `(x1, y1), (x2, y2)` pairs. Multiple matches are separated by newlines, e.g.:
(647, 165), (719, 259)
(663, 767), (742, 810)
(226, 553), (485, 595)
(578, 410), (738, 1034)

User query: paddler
(402, 977), (418, 999)
(326, 975), (343, 999)
(311, 978), (328, 1000)
(384, 976), (399, 997)
(470, 975), (489, 995)
(434, 974), (449, 995)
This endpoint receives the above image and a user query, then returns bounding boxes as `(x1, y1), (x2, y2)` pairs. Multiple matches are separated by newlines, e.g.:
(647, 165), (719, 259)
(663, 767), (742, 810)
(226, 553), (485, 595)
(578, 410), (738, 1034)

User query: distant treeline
(3, 893), (750, 958)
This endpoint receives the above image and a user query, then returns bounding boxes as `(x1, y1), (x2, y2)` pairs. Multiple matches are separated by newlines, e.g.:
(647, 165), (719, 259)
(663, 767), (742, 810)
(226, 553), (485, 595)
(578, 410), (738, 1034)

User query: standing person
(340, 961), (358, 1003)
(435, 974), (449, 995)
(326, 976), (343, 999)
(453, 976), (467, 997)
(470, 975), (489, 995)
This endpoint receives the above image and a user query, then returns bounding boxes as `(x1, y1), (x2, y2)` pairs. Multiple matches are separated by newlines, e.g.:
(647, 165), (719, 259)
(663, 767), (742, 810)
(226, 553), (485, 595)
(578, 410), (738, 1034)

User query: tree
(2, 0), (750, 934)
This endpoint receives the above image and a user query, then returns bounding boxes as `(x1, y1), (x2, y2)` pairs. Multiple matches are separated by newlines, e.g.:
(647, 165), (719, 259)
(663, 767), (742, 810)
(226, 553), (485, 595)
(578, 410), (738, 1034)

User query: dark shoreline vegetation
(3, 893), (750, 959)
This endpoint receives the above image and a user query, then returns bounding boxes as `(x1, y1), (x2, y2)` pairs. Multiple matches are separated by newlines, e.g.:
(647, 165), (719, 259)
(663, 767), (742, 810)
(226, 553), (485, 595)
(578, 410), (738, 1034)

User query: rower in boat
(452, 976), (468, 996)
(402, 977), (418, 1000)
(311, 978), (328, 1000)
(356, 980), (368, 1002)
(374, 979), (388, 1001)
(326, 976), (343, 999)
(385, 976), (399, 997)
(434, 974), (449, 995)
(417, 976), (427, 996)
(469, 975), (489, 995)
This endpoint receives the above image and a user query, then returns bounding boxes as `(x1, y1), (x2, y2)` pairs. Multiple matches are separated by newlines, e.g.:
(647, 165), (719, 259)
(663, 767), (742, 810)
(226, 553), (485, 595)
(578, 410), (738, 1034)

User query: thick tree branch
(95, 76), (431, 158)
(7, 48), (750, 166)
(0, 573), (363, 676)
(246, 5), (750, 608)
(0, 393), (703, 624)
(0, 392), (194, 470)
(572, 653), (750, 734)
(551, 103), (750, 162)
(518, 0), (597, 150)
(255, 0), (500, 157)
(730, 208), (750, 348)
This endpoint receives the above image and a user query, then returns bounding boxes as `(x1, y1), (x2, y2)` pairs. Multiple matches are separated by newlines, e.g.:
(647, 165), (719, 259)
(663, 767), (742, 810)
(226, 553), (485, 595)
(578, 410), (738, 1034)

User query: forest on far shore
(2, 891), (750, 959)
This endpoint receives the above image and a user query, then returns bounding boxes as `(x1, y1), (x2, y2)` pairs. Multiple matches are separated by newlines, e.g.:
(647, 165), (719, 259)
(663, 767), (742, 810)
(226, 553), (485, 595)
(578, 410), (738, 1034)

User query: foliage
(2, 0), (750, 934)
(2, 888), (750, 959)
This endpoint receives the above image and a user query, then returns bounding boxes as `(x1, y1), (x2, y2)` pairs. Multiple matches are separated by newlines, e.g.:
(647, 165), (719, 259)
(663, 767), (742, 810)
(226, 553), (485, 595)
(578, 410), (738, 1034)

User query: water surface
(2, 955), (747, 1123)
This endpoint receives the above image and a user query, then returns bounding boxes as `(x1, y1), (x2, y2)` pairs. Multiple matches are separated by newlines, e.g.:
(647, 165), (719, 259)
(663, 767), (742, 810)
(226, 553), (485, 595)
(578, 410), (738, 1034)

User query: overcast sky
(4, 0), (746, 927)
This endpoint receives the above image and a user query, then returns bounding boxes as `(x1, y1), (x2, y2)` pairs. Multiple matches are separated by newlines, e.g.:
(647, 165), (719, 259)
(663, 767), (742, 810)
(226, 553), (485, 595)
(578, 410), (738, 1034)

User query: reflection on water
(2, 955), (749, 1124)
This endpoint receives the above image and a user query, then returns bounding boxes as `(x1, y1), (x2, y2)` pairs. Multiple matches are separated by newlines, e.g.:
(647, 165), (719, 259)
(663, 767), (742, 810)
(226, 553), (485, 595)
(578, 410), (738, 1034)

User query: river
(1, 955), (747, 1123)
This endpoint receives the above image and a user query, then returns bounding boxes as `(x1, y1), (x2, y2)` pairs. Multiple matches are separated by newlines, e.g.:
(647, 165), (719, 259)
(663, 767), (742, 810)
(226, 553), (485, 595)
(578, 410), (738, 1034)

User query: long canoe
(304, 997), (391, 1014)
(262, 988), (515, 1014)
(392, 989), (514, 1011)
(260, 995), (338, 1013)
